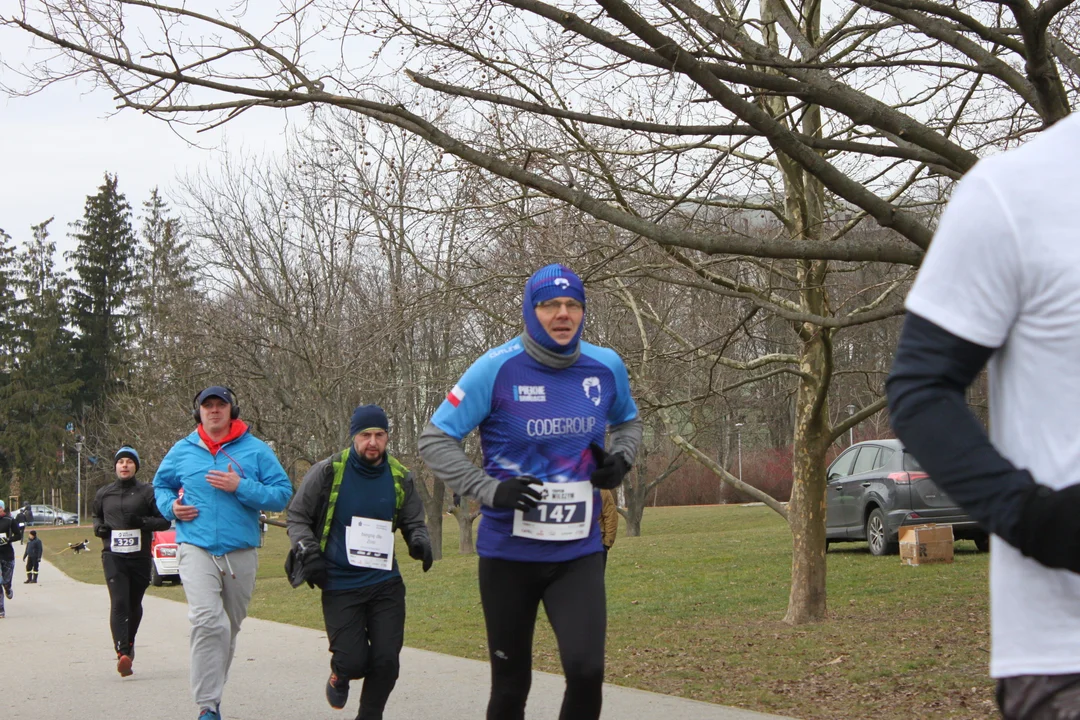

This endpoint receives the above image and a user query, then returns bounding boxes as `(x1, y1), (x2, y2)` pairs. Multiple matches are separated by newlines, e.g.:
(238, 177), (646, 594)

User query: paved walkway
(4, 559), (793, 720)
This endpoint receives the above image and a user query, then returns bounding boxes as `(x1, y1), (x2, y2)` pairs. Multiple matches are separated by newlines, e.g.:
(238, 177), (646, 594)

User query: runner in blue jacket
(154, 385), (292, 720)
(419, 264), (642, 720)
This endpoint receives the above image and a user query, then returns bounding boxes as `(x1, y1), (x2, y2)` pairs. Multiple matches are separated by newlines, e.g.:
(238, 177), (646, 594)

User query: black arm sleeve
(886, 312), (1035, 546)
(139, 484), (172, 531)
(92, 490), (109, 539)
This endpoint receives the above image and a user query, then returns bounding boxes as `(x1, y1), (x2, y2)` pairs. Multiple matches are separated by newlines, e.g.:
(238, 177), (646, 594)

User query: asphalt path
(3, 559), (794, 720)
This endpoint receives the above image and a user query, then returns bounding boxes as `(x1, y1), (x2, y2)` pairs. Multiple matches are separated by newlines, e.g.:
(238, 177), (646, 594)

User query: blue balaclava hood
(523, 264), (586, 354)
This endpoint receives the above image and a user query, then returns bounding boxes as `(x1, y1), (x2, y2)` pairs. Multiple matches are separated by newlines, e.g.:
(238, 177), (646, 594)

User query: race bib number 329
(111, 529), (141, 554)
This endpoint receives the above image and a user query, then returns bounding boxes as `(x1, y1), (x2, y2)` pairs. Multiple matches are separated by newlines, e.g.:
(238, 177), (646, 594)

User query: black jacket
(0, 514), (15, 561)
(92, 479), (172, 558)
(23, 537), (42, 561)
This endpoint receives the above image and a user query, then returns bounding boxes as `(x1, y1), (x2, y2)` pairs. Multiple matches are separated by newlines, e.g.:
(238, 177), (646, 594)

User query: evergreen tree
(134, 188), (194, 355)
(0, 228), (19, 487)
(67, 173), (138, 412)
(0, 219), (80, 503)
(0, 228), (18, 368)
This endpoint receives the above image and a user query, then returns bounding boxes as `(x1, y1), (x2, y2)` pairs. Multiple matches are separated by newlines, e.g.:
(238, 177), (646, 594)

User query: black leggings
(478, 552), (606, 720)
(101, 552), (151, 657)
(322, 577), (406, 716)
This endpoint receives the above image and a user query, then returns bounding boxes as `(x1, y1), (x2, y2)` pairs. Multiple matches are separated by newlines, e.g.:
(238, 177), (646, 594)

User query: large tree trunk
(621, 459), (651, 537)
(783, 324), (832, 624)
(412, 469), (446, 560)
(781, 99), (831, 623)
(453, 505), (479, 554)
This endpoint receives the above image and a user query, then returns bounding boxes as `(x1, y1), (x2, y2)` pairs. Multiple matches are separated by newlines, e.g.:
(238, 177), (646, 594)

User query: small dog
(69, 540), (89, 554)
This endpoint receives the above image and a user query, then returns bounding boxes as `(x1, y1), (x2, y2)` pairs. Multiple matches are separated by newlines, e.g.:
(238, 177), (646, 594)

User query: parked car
(825, 439), (989, 555)
(23, 504), (79, 526)
(150, 527), (181, 586)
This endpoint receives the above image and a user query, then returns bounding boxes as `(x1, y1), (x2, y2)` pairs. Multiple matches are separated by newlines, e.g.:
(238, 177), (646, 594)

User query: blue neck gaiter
(522, 264), (586, 355)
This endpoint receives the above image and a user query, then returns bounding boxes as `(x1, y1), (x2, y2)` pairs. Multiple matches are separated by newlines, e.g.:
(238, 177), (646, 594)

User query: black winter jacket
(92, 479), (172, 558)
(0, 514), (15, 560)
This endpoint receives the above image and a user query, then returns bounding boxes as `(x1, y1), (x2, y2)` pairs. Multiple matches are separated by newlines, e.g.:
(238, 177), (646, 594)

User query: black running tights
(478, 552), (606, 720)
(101, 552), (151, 657)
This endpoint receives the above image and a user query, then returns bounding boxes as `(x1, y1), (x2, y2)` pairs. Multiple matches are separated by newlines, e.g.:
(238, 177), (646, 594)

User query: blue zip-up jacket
(153, 427), (293, 555)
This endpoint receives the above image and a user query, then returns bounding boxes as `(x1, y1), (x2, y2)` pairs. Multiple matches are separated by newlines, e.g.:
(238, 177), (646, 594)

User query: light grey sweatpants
(178, 544), (258, 712)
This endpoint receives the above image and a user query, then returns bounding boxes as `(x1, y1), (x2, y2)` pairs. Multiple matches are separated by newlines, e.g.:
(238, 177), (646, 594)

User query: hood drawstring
(210, 553), (237, 579)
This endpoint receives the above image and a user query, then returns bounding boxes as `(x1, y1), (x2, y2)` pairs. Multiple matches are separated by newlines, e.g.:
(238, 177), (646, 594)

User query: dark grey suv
(825, 439), (989, 555)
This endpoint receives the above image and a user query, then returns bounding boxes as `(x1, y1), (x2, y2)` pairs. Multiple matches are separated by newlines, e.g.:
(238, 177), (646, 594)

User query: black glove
(298, 544), (329, 588)
(492, 476), (543, 512)
(409, 538), (434, 572)
(123, 514), (144, 529)
(1016, 483), (1080, 573)
(94, 524), (112, 539)
(589, 443), (630, 489)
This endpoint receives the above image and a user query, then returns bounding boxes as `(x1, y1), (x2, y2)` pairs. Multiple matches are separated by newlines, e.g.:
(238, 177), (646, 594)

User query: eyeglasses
(536, 299), (584, 313)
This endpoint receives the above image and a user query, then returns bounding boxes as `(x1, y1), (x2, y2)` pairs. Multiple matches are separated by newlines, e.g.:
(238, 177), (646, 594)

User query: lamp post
(74, 439), (83, 525)
(735, 422), (744, 483)
(846, 404), (856, 446)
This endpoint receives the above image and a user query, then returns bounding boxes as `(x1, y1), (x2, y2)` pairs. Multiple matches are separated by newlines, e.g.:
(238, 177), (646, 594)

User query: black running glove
(492, 476), (543, 512)
(1016, 483), (1080, 573)
(589, 443), (630, 489)
(299, 545), (329, 589)
(94, 524), (112, 539)
(409, 537), (434, 572)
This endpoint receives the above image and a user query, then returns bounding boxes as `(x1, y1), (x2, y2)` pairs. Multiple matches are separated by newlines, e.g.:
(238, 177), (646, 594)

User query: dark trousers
(321, 577), (406, 717)
(998, 674), (1080, 719)
(0, 556), (13, 612)
(478, 552), (607, 720)
(101, 552), (151, 657)
(25, 557), (40, 580)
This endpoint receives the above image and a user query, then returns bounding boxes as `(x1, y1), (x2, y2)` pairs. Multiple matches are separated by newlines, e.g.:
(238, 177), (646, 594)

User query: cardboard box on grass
(899, 523), (954, 565)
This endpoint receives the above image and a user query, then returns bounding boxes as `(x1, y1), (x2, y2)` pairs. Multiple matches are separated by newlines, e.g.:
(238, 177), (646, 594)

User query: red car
(150, 528), (181, 586)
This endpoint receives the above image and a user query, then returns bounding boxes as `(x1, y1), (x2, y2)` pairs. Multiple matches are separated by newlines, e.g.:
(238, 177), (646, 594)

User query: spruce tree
(0, 228), (19, 486)
(67, 173), (138, 412)
(0, 219), (80, 502)
(135, 188), (194, 352)
(0, 228), (18, 370)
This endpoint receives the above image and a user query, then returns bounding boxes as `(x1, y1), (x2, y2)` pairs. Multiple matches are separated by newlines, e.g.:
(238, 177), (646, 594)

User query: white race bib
(512, 480), (594, 541)
(344, 517), (394, 571)
(111, 529), (141, 554)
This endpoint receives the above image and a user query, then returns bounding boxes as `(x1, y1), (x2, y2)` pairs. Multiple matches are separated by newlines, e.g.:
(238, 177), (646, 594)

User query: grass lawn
(39, 505), (995, 719)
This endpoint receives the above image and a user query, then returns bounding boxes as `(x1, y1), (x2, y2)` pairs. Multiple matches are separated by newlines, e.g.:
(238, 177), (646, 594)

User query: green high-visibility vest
(319, 449), (407, 553)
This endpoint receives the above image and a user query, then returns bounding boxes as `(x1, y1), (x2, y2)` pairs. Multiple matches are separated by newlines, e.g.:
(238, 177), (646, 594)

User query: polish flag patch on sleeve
(447, 385), (466, 407)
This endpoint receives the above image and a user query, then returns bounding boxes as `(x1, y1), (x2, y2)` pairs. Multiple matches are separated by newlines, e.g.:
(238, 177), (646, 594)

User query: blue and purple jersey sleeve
(581, 343), (638, 425)
(430, 338), (524, 440)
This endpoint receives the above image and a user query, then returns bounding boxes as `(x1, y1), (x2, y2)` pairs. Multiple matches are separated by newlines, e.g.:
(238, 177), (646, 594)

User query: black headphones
(192, 386), (240, 423)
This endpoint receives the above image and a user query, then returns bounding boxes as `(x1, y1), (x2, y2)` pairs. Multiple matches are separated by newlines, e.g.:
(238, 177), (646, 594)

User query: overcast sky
(0, 32), (296, 265)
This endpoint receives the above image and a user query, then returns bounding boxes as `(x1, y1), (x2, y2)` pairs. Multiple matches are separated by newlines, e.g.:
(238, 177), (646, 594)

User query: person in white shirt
(888, 112), (1080, 718)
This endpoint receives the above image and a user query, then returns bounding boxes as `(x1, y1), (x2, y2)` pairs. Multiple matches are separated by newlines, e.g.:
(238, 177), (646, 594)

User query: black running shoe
(326, 673), (350, 709)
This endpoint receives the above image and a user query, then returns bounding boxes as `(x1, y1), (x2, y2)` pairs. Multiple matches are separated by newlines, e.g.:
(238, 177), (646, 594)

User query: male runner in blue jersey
(419, 264), (642, 720)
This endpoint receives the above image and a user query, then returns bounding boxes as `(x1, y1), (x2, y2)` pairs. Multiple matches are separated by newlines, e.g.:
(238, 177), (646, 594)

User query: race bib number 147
(512, 480), (593, 542)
